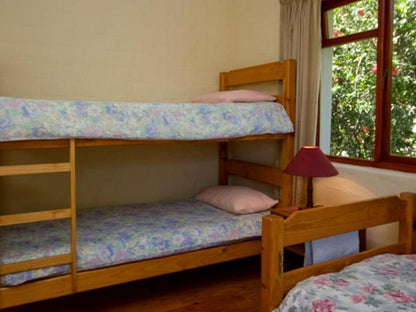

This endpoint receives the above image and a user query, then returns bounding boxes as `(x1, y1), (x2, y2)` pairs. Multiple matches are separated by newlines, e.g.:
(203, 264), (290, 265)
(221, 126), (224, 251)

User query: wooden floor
(4, 256), (263, 312)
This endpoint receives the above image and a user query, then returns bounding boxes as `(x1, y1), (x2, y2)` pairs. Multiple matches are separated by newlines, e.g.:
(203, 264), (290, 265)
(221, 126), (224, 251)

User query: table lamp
(284, 146), (338, 208)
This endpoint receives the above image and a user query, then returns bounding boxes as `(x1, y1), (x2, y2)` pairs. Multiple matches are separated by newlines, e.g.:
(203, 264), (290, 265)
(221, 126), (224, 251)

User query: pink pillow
(194, 185), (278, 214)
(191, 90), (276, 103)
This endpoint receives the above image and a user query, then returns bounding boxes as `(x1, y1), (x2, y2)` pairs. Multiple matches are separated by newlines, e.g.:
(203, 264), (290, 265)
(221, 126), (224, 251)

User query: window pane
(324, 38), (377, 159)
(390, 0), (416, 157)
(327, 0), (378, 39)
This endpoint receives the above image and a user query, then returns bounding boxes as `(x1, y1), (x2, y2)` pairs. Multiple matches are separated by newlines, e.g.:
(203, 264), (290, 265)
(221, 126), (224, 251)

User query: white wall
(0, 0), (281, 212)
(315, 164), (416, 251)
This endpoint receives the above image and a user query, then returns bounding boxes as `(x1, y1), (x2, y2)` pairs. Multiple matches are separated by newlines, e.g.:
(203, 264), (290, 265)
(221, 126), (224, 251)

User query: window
(320, 0), (416, 172)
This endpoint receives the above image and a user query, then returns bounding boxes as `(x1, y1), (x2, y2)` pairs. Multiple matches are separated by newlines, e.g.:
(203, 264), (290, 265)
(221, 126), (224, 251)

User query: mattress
(0, 199), (268, 286)
(0, 97), (294, 142)
(275, 253), (416, 312)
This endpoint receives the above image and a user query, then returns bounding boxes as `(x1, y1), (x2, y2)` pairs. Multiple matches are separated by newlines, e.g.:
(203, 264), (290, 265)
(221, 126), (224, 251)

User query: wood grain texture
(0, 276), (72, 309)
(221, 62), (286, 87)
(282, 195), (408, 246)
(3, 257), (262, 312)
(0, 254), (71, 275)
(218, 142), (228, 185)
(0, 59), (296, 309)
(0, 163), (70, 176)
(261, 192), (416, 312)
(0, 240), (261, 308)
(0, 134), (291, 150)
(69, 138), (77, 292)
(76, 240), (261, 293)
(260, 214), (283, 312)
(0, 208), (71, 226)
(226, 160), (283, 187)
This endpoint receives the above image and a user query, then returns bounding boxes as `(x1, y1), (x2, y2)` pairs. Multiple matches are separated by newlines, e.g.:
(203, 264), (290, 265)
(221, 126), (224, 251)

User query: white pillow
(194, 185), (278, 214)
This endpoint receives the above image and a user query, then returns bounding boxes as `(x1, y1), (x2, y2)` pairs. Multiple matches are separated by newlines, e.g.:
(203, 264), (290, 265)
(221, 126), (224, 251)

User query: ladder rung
(0, 208), (72, 226)
(0, 163), (70, 176)
(0, 254), (72, 275)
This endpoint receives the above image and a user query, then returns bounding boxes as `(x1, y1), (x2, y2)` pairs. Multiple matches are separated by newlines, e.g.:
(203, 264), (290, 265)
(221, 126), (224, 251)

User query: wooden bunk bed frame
(261, 192), (416, 312)
(0, 59), (296, 308)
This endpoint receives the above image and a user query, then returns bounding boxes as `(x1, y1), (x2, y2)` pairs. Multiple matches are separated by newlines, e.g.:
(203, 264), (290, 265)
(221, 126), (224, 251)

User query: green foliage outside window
(329, 0), (416, 159)
(391, 0), (416, 157)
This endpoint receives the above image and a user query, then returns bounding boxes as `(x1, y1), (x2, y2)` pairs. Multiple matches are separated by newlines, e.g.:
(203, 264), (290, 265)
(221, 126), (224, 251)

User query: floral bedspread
(275, 253), (416, 312)
(0, 199), (267, 286)
(0, 97), (294, 141)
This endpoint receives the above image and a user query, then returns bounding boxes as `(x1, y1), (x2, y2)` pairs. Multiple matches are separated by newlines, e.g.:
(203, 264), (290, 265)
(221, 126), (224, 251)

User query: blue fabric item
(304, 231), (359, 266)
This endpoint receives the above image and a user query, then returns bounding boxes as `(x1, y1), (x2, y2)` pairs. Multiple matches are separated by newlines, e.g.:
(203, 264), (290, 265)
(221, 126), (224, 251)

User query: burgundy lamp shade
(284, 146), (338, 208)
(284, 146), (338, 177)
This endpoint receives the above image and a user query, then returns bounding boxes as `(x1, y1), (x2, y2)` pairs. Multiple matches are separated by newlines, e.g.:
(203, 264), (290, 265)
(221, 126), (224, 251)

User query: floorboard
(4, 256), (262, 312)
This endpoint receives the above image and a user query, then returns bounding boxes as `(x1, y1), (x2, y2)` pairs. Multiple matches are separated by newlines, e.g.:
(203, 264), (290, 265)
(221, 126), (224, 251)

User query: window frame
(321, 0), (416, 173)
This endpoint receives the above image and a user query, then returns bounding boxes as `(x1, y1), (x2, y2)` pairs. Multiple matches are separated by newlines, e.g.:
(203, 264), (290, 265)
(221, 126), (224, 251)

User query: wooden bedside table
(269, 205), (304, 257)
(270, 205), (301, 218)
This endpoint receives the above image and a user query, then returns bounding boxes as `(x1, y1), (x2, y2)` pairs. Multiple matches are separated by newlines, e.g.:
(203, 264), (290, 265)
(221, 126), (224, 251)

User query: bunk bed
(261, 192), (416, 312)
(0, 59), (296, 308)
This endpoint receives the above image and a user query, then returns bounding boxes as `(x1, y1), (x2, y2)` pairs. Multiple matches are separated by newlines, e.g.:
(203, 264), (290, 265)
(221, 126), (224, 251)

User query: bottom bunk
(261, 192), (416, 312)
(0, 197), (270, 308)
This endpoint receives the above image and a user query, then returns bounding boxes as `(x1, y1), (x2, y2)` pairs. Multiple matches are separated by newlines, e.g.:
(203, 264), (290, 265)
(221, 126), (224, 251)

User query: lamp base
(306, 177), (314, 208)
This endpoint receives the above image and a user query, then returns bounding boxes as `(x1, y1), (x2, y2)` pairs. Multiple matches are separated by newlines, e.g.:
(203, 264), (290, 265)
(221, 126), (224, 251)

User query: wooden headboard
(219, 59), (296, 126)
(261, 192), (416, 312)
(217, 59), (296, 207)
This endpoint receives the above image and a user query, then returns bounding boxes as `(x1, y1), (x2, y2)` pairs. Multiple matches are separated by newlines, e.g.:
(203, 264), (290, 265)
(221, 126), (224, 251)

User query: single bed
(0, 98), (293, 142)
(261, 192), (416, 312)
(0, 59), (296, 308)
(1, 199), (269, 287)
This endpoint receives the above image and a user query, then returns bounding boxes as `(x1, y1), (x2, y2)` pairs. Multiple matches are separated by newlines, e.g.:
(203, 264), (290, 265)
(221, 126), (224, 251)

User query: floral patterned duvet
(0, 96), (294, 142)
(275, 253), (416, 312)
(0, 199), (267, 287)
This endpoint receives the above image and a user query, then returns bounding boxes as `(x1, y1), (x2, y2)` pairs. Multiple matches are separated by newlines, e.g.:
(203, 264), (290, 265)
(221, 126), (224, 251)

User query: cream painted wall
(315, 164), (416, 251)
(0, 0), (281, 212)
(228, 0), (280, 67)
(0, 1), (413, 251)
(0, 1), (230, 101)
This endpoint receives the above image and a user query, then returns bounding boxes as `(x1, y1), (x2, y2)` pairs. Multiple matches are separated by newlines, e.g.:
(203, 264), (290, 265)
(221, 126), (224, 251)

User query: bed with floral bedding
(0, 59), (297, 309)
(275, 253), (416, 312)
(1, 199), (268, 287)
(0, 97), (293, 142)
(261, 192), (416, 312)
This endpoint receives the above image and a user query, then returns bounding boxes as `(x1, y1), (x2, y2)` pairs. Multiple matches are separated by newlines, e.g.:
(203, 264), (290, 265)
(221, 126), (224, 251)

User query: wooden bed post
(282, 59), (296, 125)
(400, 192), (416, 253)
(69, 139), (77, 292)
(218, 60), (296, 207)
(218, 143), (228, 185)
(279, 59), (296, 207)
(219, 72), (227, 92)
(218, 72), (229, 186)
(261, 214), (284, 312)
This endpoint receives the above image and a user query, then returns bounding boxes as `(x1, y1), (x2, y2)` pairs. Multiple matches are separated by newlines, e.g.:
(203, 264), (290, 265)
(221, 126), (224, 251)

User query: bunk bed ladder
(0, 139), (77, 291)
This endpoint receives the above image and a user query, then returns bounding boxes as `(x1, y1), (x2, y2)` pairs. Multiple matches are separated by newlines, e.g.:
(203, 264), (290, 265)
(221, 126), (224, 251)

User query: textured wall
(0, 0), (281, 212)
(0, 1), (231, 101)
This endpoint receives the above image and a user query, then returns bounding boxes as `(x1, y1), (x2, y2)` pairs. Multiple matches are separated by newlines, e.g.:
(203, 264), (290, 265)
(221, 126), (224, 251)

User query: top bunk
(0, 59), (296, 150)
